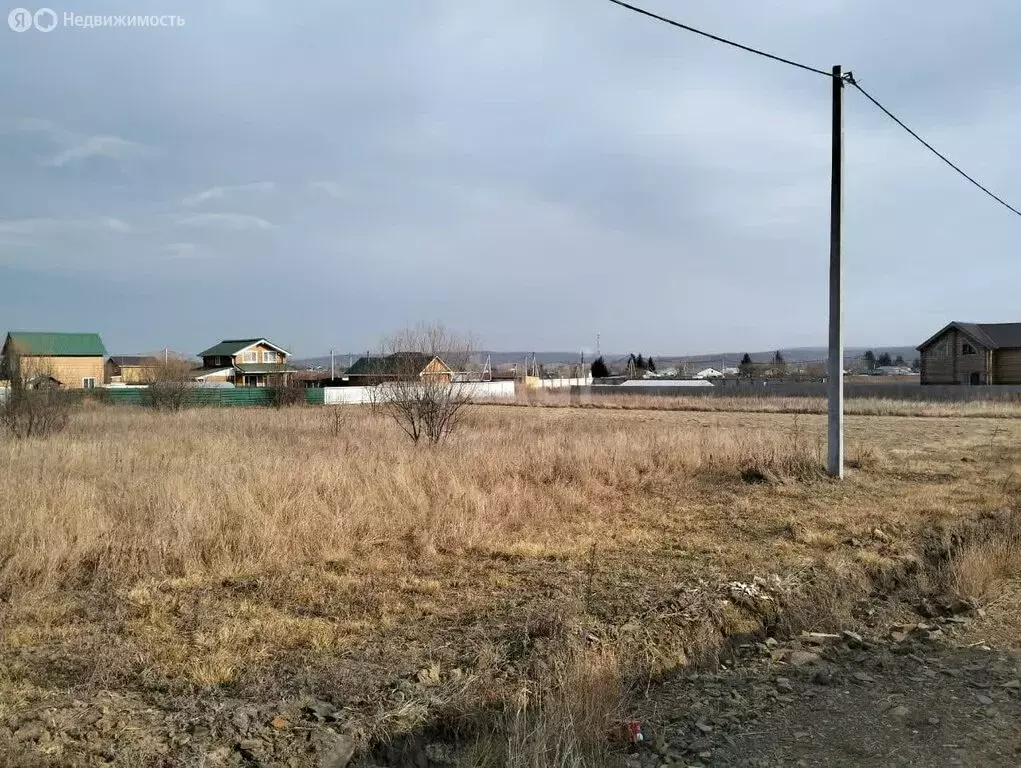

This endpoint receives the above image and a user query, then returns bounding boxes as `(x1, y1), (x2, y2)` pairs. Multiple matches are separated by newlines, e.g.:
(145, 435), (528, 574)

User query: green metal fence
(104, 387), (325, 408)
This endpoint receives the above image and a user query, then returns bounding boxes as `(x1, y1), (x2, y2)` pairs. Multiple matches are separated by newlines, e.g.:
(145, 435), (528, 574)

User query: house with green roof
(2, 332), (107, 389)
(341, 352), (453, 386)
(196, 338), (296, 387)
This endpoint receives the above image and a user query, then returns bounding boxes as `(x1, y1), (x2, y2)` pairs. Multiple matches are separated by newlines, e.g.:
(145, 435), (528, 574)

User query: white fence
(526, 376), (592, 390)
(323, 380), (515, 405)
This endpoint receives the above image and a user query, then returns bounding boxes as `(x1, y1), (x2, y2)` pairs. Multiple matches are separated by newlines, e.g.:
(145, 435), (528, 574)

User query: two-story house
(2, 332), (106, 389)
(195, 338), (295, 387)
(917, 321), (1021, 385)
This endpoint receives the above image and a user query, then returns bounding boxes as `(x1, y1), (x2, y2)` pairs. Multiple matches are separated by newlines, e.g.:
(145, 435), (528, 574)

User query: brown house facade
(196, 338), (296, 387)
(105, 356), (158, 384)
(2, 332), (106, 390)
(917, 322), (1021, 385)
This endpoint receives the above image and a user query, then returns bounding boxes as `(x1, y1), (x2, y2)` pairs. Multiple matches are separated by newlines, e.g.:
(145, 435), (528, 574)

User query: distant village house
(341, 353), (453, 386)
(692, 367), (724, 379)
(1, 332), (106, 390)
(917, 322), (1021, 385)
(105, 355), (158, 385)
(196, 338), (296, 387)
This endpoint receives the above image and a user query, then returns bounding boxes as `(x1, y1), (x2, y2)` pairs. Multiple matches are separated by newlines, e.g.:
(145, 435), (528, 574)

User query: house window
(962, 342), (976, 355)
(262, 350), (279, 364)
(82, 377), (96, 389)
(242, 350), (258, 364)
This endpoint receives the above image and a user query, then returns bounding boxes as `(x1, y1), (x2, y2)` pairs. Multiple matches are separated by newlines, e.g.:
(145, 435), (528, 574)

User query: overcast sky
(2, 0), (1019, 357)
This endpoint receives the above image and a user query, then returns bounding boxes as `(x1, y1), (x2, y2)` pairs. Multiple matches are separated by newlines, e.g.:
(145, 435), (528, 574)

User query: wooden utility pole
(827, 65), (845, 478)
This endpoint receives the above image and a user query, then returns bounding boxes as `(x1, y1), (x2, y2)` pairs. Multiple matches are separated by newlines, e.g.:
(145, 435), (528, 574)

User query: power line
(848, 77), (1021, 219)
(604, 0), (831, 78)
(605, 0), (1021, 220)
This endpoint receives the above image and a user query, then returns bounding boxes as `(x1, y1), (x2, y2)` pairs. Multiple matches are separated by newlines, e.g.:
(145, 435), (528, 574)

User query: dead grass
(1, 404), (1020, 759)
(514, 390), (1021, 418)
(944, 518), (1021, 604)
(494, 649), (625, 768)
(0, 406), (823, 595)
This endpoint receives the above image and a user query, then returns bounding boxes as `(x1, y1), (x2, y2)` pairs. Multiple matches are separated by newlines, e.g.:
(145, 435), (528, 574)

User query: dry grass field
(514, 390), (1021, 418)
(1, 402), (1020, 764)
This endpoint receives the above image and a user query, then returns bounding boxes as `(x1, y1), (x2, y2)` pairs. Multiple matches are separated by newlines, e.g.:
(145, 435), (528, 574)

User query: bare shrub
(268, 371), (307, 409)
(0, 347), (74, 439)
(375, 324), (478, 444)
(327, 404), (349, 436)
(146, 353), (198, 411)
(944, 523), (1021, 603)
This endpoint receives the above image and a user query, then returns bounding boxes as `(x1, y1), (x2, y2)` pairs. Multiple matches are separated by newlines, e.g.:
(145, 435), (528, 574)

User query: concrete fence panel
(323, 380), (515, 406)
(525, 376), (592, 390)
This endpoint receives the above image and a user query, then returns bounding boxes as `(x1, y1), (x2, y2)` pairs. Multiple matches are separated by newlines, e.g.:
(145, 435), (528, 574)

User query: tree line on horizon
(590, 348), (921, 379)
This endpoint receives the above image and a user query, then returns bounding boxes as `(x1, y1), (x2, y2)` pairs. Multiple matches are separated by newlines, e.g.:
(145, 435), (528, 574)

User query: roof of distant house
(919, 322), (1021, 351)
(108, 355), (156, 367)
(4, 332), (106, 357)
(693, 367), (723, 378)
(345, 352), (448, 376)
(199, 338), (289, 357)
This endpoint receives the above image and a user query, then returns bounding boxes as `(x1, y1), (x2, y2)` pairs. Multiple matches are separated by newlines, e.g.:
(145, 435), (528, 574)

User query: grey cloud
(162, 242), (217, 260)
(12, 118), (152, 169)
(101, 217), (132, 233)
(180, 181), (276, 207)
(174, 213), (277, 231)
(0, 216), (131, 236)
(308, 181), (350, 200)
(2, 0), (1020, 356)
(46, 135), (151, 168)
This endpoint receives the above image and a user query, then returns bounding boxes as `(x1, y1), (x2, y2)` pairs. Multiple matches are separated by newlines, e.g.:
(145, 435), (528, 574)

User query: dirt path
(636, 614), (1021, 767)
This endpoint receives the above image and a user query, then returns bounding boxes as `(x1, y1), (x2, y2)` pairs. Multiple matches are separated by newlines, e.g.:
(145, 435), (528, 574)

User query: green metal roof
(199, 338), (290, 358)
(345, 353), (440, 376)
(199, 338), (266, 357)
(3, 332), (106, 357)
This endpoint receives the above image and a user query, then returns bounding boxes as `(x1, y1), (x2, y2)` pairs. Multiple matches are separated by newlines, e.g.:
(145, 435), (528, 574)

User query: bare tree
(0, 345), (74, 438)
(146, 352), (198, 411)
(268, 363), (307, 408)
(374, 324), (478, 444)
